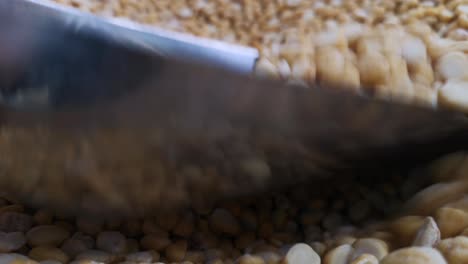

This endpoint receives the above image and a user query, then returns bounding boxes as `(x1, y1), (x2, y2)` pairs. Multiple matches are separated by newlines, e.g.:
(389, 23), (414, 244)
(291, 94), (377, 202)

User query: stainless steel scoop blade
(0, 0), (468, 217)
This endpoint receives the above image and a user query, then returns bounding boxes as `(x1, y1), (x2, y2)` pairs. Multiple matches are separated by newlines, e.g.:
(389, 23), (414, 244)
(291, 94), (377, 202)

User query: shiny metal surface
(0, 0), (258, 87)
(0, 0), (468, 217)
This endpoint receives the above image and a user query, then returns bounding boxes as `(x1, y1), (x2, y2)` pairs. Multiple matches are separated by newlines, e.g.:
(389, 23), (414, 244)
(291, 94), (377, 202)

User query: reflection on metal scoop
(1, 0), (468, 218)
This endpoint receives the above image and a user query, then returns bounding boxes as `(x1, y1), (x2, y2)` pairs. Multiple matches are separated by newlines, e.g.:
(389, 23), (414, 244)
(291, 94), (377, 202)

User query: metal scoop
(1, 0), (468, 218)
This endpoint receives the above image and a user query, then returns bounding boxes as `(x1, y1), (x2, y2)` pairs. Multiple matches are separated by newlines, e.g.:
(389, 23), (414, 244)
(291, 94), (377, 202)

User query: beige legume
(283, 243), (320, 264)
(351, 238), (388, 261)
(323, 244), (353, 264)
(0, 205), (24, 214)
(389, 216), (426, 246)
(436, 52), (468, 81)
(26, 226), (70, 247)
(403, 181), (468, 215)
(437, 236), (468, 264)
(125, 250), (160, 263)
(333, 236), (356, 247)
(438, 80), (468, 113)
(75, 249), (115, 263)
(28, 246), (69, 264)
(0, 253), (37, 264)
(349, 254), (379, 264)
(184, 250), (205, 263)
(237, 254), (265, 264)
(380, 247), (447, 264)
(39, 260), (62, 264)
(435, 207), (468, 238)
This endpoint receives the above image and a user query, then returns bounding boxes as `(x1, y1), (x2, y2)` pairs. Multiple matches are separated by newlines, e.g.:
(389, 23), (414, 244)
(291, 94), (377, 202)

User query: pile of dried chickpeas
(0, 0), (467, 263)
(3, 154), (468, 264)
(55, 0), (468, 112)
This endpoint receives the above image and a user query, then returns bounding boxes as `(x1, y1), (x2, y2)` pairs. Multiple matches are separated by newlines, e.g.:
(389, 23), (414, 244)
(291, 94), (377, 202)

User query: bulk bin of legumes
(0, 0), (468, 263)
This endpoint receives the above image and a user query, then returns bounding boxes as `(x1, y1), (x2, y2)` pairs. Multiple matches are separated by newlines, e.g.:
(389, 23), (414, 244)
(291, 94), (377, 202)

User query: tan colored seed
(351, 238), (388, 261)
(334, 236), (356, 247)
(380, 247), (446, 264)
(438, 236), (468, 264)
(291, 55), (316, 83)
(438, 80), (468, 113)
(357, 50), (389, 86)
(28, 246), (69, 264)
(184, 251), (205, 263)
(69, 261), (104, 264)
(39, 260), (62, 264)
(75, 250), (115, 263)
(256, 251), (281, 264)
(390, 216), (426, 246)
(435, 207), (468, 238)
(323, 244), (353, 264)
(125, 250), (160, 263)
(403, 181), (468, 215)
(0, 205), (24, 214)
(349, 254), (379, 264)
(255, 57), (280, 79)
(437, 51), (468, 80)
(342, 57), (361, 90)
(0, 253), (37, 264)
(316, 46), (345, 86)
(26, 225), (70, 247)
(283, 243), (320, 264)
(237, 254), (265, 264)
